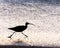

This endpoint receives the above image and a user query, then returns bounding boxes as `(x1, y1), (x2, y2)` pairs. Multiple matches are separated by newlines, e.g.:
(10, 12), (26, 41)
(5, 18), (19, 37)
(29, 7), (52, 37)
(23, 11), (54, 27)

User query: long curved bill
(29, 23), (35, 26)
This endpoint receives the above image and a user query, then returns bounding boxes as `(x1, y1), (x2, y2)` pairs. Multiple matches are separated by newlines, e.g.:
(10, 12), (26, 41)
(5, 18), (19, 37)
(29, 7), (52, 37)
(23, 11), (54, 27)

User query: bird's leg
(8, 32), (15, 38)
(21, 32), (28, 37)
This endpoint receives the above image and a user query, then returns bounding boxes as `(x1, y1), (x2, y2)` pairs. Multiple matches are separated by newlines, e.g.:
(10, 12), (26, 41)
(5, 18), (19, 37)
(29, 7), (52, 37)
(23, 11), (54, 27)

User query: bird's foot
(25, 35), (28, 38)
(8, 36), (12, 39)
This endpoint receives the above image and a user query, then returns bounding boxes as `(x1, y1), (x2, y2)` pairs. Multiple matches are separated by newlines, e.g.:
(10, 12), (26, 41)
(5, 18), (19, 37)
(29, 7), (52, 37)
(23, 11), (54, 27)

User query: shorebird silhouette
(8, 22), (34, 38)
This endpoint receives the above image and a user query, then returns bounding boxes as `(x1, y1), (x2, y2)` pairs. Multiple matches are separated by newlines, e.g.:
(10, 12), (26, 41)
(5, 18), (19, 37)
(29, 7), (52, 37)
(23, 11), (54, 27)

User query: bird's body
(8, 26), (27, 32)
(8, 22), (34, 38)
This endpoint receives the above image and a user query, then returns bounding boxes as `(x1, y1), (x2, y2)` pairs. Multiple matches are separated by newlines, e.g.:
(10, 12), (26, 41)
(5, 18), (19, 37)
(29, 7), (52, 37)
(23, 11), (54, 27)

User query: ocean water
(0, 0), (60, 47)
(1, 0), (60, 5)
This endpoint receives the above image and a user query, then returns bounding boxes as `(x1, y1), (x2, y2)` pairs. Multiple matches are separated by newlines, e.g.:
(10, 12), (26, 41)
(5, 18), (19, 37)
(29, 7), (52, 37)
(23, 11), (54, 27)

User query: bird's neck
(25, 24), (28, 27)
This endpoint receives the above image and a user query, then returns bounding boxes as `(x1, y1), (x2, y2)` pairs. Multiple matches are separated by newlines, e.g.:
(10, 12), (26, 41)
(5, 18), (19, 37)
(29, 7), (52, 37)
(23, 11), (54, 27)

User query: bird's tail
(8, 28), (13, 30)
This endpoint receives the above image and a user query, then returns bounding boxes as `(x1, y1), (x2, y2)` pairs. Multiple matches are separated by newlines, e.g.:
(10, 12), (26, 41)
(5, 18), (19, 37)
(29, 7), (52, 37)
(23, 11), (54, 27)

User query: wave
(0, 0), (60, 5)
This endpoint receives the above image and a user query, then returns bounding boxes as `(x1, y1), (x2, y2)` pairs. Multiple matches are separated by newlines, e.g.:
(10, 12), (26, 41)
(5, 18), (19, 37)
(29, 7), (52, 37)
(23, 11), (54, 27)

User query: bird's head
(26, 22), (35, 26)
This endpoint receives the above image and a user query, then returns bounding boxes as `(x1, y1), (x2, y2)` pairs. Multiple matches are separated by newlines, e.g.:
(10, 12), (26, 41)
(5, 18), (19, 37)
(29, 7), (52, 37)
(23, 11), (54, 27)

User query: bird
(8, 22), (35, 38)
